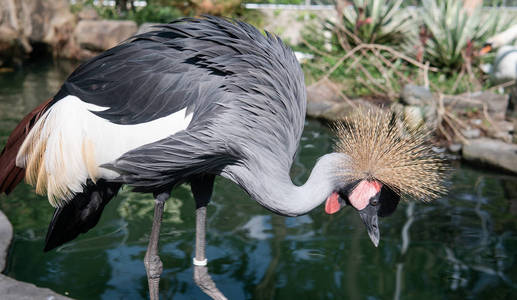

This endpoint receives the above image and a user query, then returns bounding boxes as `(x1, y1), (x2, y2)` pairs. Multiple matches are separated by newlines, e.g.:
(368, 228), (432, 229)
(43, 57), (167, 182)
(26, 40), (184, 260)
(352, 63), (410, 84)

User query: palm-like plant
(419, 0), (514, 72)
(335, 0), (414, 48)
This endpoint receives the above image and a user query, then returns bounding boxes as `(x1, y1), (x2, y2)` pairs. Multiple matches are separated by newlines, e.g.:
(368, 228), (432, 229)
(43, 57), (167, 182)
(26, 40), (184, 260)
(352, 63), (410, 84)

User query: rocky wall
(0, 0), (138, 65)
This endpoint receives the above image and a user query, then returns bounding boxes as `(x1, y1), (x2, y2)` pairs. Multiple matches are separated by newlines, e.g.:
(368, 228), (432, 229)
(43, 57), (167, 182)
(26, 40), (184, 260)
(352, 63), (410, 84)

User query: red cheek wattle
(325, 192), (341, 214)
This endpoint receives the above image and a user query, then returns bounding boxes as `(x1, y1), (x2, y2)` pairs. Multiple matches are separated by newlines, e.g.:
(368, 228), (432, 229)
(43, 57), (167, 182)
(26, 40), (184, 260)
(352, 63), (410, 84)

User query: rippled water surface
(1, 60), (517, 300)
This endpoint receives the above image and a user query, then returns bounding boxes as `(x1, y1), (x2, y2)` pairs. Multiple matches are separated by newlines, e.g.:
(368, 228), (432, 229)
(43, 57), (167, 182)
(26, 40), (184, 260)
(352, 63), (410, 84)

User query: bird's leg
(193, 206), (227, 300)
(144, 192), (168, 300)
(190, 174), (226, 300)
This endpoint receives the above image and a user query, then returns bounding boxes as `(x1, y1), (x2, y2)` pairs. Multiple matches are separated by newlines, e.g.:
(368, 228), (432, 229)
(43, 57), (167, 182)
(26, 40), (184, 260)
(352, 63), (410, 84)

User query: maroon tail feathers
(0, 98), (53, 194)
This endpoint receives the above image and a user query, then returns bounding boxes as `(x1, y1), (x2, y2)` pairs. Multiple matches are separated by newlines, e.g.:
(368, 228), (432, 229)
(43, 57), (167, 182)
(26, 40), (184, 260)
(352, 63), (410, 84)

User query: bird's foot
(194, 264), (227, 300)
(144, 253), (163, 300)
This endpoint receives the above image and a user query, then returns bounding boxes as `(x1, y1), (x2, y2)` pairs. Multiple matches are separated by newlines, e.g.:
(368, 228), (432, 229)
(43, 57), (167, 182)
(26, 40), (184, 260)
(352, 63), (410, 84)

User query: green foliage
(130, 4), (182, 24)
(71, 0), (261, 25)
(71, 1), (183, 25)
(298, 0), (516, 99)
(419, 0), (514, 72)
(334, 0), (415, 47)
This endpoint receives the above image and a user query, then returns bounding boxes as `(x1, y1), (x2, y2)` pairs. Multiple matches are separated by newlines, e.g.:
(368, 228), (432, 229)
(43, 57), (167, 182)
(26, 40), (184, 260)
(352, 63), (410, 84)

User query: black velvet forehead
(378, 185), (400, 217)
(338, 180), (361, 199)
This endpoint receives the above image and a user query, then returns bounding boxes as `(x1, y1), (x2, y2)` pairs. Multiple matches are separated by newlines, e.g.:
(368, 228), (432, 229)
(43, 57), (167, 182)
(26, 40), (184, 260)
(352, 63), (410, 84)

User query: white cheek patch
(349, 180), (382, 211)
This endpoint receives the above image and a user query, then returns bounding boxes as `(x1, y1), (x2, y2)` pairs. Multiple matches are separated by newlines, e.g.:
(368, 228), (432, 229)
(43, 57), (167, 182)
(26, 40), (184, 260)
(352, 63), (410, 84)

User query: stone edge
(0, 209), (72, 299)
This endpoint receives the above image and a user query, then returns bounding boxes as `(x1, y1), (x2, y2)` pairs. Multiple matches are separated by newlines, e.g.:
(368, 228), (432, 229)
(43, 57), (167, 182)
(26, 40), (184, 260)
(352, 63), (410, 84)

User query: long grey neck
(222, 153), (347, 217)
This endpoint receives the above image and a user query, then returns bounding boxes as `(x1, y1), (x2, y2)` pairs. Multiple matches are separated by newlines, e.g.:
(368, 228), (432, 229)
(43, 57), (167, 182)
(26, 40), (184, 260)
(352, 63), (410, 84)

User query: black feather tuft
(44, 180), (121, 252)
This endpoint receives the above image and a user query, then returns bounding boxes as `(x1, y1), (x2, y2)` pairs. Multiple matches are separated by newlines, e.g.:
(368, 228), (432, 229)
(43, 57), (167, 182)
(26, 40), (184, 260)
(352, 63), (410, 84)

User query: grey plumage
(105, 16), (307, 199)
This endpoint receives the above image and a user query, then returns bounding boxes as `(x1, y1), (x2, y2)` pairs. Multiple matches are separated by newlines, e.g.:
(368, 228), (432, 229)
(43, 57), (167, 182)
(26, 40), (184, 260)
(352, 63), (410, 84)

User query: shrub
(333, 0), (415, 49)
(418, 0), (514, 72)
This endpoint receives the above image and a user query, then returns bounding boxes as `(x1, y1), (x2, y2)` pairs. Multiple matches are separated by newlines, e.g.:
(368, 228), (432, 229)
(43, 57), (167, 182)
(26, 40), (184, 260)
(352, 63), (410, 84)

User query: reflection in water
(254, 215), (285, 300)
(1, 60), (517, 299)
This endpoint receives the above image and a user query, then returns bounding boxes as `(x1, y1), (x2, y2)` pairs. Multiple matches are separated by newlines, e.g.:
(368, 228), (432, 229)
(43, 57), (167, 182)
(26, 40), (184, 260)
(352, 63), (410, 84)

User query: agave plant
(334, 0), (415, 48)
(419, 0), (514, 72)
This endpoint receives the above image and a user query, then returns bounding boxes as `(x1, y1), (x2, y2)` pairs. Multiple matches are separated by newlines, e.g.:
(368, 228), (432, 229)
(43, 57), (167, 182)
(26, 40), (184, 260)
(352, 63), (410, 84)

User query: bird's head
(325, 178), (400, 247)
(479, 42), (493, 55)
(325, 108), (447, 247)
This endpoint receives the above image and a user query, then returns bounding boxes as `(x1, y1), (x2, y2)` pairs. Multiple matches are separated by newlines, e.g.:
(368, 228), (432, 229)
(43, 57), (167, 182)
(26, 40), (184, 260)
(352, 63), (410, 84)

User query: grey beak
(358, 205), (380, 247)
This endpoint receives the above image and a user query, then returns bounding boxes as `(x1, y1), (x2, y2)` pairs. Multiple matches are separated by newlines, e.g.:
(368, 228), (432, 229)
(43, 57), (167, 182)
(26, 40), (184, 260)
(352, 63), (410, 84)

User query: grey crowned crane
(0, 16), (446, 299)
(480, 24), (517, 85)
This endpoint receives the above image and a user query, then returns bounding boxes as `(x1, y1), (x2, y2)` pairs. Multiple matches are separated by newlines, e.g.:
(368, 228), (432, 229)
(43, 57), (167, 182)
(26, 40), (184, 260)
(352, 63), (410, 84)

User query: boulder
(0, 0), (76, 58)
(404, 105), (424, 128)
(306, 81), (374, 120)
(0, 0), (20, 51)
(449, 143), (462, 152)
(513, 118), (517, 143)
(401, 84), (434, 106)
(306, 97), (374, 121)
(461, 128), (481, 139)
(462, 138), (517, 174)
(78, 7), (99, 20)
(485, 120), (514, 143)
(443, 91), (509, 120)
(0, 210), (70, 299)
(307, 81), (342, 104)
(0, 274), (71, 300)
(0, 210), (12, 272)
(306, 98), (355, 120)
(74, 20), (138, 52)
(403, 104), (438, 130)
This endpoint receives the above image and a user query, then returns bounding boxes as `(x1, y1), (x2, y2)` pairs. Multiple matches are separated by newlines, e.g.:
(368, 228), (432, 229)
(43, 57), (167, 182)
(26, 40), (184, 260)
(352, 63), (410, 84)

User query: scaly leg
(144, 192), (168, 300)
(193, 206), (227, 300)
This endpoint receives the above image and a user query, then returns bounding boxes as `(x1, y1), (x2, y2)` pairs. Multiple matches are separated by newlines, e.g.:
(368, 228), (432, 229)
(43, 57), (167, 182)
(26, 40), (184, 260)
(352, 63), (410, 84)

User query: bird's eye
(370, 197), (379, 206)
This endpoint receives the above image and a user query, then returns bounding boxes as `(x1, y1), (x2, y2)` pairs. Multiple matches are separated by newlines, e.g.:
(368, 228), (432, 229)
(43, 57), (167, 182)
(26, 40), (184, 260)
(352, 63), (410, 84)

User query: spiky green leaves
(334, 108), (447, 201)
(420, 0), (515, 72)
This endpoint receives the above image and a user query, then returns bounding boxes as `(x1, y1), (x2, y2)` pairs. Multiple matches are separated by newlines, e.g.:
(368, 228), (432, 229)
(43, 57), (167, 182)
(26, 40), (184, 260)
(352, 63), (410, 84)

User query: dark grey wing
(104, 124), (239, 193)
(52, 20), (233, 125)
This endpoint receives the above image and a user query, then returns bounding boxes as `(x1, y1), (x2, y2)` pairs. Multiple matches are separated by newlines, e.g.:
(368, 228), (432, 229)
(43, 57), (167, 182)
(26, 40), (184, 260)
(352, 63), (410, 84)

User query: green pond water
(1, 60), (517, 300)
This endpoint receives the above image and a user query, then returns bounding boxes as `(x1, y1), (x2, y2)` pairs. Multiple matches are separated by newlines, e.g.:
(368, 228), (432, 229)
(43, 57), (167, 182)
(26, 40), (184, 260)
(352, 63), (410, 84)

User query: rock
(307, 98), (374, 121)
(471, 119), (483, 126)
(443, 91), (509, 120)
(492, 131), (513, 143)
(0, 210), (12, 272)
(513, 118), (517, 143)
(307, 81), (342, 104)
(0, 210), (70, 299)
(0, 0), (76, 64)
(78, 7), (99, 20)
(306, 99), (354, 120)
(449, 143), (462, 152)
(485, 120), (514, 142)
(43, 12), (77, 58)
(403, 104), (438, 130)
(0, 274), (71, 300)
(404, 106), (424, 128)
(461, 128), (481, 139)
(306, 81), (375, 120)
(137, 22), (162, 35)
(462, 138), (517, 173)
(74, 20), (137, 52)
(493, 120), (514, 133)
(401, 84), (434, 106)
(390, 102), (405, 115)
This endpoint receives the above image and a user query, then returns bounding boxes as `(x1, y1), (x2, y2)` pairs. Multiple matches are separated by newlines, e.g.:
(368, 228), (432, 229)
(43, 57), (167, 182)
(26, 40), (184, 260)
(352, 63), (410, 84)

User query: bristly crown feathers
(333, 108), (447, 201)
